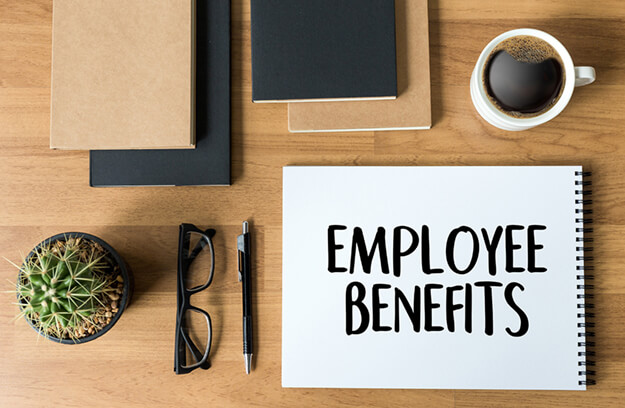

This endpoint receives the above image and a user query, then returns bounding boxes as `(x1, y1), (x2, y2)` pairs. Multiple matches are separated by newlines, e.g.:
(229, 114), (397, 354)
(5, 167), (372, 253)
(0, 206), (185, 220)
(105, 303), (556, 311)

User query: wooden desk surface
(1, 1), (624, 406)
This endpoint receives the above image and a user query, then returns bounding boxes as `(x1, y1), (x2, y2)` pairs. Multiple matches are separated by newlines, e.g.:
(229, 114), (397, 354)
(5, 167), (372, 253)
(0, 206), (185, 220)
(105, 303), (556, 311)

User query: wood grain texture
(0, 0), (624, 406)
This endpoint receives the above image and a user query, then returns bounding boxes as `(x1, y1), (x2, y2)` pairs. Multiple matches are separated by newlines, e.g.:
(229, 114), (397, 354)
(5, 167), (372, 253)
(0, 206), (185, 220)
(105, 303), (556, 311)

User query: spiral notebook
(282, 166), (594, 389)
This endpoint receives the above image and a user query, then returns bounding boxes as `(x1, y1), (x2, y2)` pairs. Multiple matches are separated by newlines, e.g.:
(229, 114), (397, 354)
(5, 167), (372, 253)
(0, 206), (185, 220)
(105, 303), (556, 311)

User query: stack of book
(50, 0), (231, 186)
(251, 0), (431, 132)
(50, 0), (429, 187)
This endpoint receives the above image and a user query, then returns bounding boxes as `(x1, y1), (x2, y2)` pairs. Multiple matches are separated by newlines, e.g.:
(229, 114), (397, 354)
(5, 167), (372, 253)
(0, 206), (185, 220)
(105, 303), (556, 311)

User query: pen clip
(237, 234), (244, 282)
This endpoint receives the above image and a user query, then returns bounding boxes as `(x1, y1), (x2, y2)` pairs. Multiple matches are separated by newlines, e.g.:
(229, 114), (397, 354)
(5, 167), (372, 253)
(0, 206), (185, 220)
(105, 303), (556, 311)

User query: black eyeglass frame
(175, 223), (216, 375)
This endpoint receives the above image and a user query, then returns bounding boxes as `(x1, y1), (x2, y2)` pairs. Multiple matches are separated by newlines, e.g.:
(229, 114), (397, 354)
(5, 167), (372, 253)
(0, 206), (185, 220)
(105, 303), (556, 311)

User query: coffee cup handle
(575, 66), (596, 87)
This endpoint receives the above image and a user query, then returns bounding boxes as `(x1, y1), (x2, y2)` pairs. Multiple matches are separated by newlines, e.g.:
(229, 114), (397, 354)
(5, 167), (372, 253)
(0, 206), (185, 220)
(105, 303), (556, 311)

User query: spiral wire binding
(575, 171), (595, 386)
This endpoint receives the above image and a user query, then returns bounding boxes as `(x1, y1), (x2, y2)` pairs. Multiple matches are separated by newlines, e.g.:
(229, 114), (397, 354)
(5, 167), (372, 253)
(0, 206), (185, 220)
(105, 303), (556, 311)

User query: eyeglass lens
(181, 308), (211, 368)
(183, 231), (214, 291)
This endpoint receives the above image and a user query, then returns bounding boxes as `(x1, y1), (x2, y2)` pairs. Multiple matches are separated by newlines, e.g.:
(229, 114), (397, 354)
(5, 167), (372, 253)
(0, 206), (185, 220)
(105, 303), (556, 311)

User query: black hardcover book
(251, 0), (397, 103)
(90, 0), (230, 187)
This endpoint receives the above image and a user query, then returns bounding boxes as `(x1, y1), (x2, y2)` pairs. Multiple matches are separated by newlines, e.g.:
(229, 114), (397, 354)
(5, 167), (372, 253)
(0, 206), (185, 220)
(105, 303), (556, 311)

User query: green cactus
(15, 237), (113, 340)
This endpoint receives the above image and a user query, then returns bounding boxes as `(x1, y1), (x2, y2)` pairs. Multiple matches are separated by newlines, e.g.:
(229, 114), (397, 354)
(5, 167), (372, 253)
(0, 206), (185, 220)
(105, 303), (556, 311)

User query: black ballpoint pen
(237, 221), (253, 374)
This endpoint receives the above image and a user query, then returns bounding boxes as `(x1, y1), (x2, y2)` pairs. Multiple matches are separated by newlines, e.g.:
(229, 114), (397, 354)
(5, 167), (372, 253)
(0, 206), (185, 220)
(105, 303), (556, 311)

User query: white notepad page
(282, 166), (587, 390)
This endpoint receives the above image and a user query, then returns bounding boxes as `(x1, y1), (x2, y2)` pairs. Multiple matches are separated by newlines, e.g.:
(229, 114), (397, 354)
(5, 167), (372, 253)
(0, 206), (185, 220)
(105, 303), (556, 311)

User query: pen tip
(245, 354), (252, 374)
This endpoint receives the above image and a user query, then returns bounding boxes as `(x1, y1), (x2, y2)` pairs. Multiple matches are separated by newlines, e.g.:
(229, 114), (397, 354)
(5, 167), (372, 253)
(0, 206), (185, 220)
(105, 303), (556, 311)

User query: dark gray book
(90, 0), (230, 187)
(251, 0), (397, 103)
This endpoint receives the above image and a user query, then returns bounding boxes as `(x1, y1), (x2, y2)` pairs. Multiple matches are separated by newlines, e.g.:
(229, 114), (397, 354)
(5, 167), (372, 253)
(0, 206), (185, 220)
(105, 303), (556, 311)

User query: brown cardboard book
(287, 0), (431, 132)
(50, 0), (195, 150)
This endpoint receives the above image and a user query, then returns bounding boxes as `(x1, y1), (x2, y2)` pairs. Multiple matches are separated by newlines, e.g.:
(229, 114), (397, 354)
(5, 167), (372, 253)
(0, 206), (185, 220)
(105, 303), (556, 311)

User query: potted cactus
(13, 232), (133, 343)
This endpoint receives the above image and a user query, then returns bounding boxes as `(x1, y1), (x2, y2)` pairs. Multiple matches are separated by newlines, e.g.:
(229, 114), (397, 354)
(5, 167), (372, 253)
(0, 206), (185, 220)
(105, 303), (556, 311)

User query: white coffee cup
(470, 28), (595, 131)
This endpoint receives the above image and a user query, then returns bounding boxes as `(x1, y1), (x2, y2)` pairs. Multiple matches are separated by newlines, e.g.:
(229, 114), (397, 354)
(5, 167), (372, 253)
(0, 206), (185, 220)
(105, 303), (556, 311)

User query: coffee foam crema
(481, 36), (566, 118)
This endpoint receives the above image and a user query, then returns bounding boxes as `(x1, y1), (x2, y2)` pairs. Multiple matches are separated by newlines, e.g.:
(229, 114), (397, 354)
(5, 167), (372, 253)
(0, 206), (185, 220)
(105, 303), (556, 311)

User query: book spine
(575, 170), (595, 386)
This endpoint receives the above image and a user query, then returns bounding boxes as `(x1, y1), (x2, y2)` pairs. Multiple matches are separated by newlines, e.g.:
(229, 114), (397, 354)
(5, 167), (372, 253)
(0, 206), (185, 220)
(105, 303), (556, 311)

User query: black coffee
(482, 36), (564, 118)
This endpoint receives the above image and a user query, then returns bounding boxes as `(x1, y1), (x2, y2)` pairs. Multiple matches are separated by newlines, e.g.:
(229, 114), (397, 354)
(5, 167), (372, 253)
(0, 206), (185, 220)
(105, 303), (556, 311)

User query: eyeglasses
(175, 223), (216, 374)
